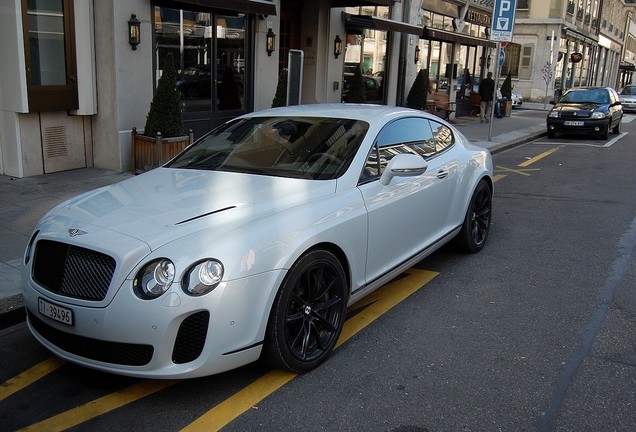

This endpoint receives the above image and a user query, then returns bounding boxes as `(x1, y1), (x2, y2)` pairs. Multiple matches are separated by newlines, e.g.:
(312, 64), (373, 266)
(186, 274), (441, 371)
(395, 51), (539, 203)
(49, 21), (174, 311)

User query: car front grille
(27, 309), (154, 366)
(32, 240), (116, 301)
(560, 111), (591, 119)
(172, 311), (210, 364)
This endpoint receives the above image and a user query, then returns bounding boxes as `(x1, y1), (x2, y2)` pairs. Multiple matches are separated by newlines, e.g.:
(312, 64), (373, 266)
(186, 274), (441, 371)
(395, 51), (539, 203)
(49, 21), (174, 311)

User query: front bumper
(23, 269), (285, 378)
(546, 117), (609, 135)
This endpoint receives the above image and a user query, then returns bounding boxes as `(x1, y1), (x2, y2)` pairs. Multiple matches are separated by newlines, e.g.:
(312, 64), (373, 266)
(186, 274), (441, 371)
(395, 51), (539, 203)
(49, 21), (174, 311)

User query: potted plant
(132, 53), (193, 174)
(500, 71), (513, 117)
(272, 68), (288, 108)
(344, 66), (366, 103)
(406, 69), (429, 110)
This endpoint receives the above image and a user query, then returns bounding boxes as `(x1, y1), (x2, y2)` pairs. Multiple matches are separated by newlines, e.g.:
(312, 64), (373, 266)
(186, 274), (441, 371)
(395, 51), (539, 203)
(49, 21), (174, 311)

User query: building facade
(6, 0), (632, 179)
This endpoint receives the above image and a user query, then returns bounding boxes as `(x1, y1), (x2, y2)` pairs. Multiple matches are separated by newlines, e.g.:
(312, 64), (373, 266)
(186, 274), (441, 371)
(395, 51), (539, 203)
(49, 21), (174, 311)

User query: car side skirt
(348, 224), (461, 305)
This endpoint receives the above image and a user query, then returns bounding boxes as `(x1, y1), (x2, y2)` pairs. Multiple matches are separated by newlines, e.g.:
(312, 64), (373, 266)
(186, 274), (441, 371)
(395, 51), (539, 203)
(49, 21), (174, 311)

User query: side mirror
(379, 154), (428, 186)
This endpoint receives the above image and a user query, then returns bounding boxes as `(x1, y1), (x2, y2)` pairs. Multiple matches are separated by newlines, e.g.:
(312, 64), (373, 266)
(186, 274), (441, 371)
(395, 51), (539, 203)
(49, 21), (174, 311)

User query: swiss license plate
(38, 298), (74, 326)
(564, 120), (584, 126)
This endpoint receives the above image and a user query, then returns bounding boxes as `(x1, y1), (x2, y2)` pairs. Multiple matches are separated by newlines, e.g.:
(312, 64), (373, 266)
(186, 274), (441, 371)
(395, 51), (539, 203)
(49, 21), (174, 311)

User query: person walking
(479, 72), (495, 123)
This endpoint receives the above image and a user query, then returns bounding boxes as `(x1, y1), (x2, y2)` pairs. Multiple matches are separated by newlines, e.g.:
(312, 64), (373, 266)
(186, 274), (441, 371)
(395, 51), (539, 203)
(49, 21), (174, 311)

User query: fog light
(594, 127), (600, 131)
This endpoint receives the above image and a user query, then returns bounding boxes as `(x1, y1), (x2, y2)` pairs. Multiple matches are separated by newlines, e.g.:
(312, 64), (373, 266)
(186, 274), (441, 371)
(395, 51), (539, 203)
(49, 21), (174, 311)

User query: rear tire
(455, 179), (492, 253)
(263, 249), (347, 373)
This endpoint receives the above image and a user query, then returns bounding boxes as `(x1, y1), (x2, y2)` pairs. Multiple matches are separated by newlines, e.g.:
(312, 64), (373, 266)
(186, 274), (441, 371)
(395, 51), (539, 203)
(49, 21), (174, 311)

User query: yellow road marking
(495, 166), (541, 177)
(517, 146), (562, 167)
(19, 380), (177, 432)
(0, 357), (65, 402)
(493, 174), (507, 182)
(181, 268), (438, 432)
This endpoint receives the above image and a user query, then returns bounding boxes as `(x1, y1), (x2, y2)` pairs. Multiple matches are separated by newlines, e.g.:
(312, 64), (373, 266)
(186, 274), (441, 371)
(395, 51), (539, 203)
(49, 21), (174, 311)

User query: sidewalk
(0, 103), (549, 329)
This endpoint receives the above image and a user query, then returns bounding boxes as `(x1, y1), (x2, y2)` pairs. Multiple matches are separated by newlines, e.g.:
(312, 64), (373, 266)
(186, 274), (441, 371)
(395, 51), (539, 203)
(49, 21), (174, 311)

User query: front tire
(455, 179), (492, 253)
(263, 249), (347, 373)
(612, 119), (621, 134)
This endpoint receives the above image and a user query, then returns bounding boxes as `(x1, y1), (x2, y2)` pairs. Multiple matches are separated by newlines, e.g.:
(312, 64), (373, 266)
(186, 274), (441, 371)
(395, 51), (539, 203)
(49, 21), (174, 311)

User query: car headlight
(548, 111), (559, 118)
(183, 259), (224, 296)
(133, 259), (175, 299)
(25, 231), (39, 265)
(591, 111), (607, 119)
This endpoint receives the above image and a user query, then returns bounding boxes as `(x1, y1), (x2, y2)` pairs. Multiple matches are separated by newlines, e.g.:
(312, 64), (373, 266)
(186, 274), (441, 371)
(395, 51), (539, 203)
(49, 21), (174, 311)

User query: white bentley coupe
(23, 104), (493, 378)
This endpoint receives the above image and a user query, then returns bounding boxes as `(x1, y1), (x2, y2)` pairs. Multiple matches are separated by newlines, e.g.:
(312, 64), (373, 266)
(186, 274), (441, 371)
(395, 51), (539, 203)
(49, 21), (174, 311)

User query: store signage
(490, 0), (517, 42)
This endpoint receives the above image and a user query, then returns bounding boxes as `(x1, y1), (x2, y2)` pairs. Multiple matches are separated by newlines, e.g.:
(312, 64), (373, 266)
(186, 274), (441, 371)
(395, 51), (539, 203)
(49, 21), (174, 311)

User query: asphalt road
(1, 116), (635, 431)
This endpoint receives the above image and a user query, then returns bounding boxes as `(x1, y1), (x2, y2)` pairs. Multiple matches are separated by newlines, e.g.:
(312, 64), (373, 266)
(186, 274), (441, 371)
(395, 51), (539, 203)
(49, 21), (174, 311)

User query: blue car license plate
(564, 121), (584, 126)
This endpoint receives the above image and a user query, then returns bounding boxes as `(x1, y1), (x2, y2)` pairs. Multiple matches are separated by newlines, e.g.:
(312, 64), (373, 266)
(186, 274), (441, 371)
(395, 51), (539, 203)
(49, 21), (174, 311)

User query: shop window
(22, 0), (78, 112)
(502, 43), (521, 77)
(154, 6), (246, 113)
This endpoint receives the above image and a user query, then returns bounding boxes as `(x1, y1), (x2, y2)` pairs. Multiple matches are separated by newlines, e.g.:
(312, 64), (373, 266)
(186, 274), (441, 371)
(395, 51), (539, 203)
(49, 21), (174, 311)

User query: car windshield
(167, 116), (369, 180)
(559, 89), (609, 104)
(620, 86), (636, 95)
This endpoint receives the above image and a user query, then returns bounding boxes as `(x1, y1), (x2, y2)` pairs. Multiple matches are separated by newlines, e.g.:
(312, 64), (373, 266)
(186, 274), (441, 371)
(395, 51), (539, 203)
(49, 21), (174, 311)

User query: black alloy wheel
(263, 249), (347, 373)
(455, 179), (492, 253)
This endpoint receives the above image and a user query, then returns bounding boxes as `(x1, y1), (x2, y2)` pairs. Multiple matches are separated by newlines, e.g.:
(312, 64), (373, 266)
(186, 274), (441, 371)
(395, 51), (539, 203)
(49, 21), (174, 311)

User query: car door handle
(437, 169), (449, 179)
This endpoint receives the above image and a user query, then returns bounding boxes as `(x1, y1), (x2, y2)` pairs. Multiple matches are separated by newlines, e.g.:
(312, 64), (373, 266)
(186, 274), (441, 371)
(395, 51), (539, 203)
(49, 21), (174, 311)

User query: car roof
(243, 104), (420, 122)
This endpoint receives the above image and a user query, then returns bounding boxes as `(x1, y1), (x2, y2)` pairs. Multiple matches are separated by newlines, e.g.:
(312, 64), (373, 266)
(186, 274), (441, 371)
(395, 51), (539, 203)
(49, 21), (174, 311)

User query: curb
(0, 294), (25, 330)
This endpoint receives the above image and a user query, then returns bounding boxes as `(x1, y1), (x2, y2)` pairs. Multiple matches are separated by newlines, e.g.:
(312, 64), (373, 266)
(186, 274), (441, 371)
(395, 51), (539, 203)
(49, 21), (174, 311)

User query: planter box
(502, 100), (513, 117)
(131, 127), (194, 174)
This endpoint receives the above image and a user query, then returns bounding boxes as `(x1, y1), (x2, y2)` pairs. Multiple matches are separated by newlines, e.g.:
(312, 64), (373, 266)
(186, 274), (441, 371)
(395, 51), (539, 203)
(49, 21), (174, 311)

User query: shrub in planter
(132, 53), (192, 174)
(272, 69), (288, 108)
(406, 69), (429, 110)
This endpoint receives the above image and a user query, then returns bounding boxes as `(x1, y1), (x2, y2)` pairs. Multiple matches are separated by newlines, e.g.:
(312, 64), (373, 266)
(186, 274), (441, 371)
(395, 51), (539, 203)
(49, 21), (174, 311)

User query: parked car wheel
(455, 180), (492, 253)
(599, 126), (609, 140)
(612, 119), (621, 134)
(263, 249), (347, 372)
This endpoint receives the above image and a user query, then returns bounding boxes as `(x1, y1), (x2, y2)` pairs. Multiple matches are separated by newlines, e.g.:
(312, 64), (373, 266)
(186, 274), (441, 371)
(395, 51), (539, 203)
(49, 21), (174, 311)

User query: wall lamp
(414, 45), (420, 64)
(128, 14), (141, 50)
(334, 35), (342, 59)
(266, 28), (276, 56)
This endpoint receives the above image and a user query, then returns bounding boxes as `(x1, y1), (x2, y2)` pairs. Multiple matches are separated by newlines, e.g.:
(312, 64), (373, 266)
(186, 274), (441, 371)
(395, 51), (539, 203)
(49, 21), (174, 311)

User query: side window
(360, 117), (437, 183)
(22, 0), (78, 112)
(429, 120), (454, 153)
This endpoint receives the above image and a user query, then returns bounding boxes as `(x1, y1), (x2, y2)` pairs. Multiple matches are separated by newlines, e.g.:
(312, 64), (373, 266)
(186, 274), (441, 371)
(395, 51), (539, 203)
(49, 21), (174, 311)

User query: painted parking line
(0, 357), (65, 403)
(494, 146), (562, 182)
(20, 380), (177, 432)
(181, 269), (438, 432)
(6, 269), (437, 431)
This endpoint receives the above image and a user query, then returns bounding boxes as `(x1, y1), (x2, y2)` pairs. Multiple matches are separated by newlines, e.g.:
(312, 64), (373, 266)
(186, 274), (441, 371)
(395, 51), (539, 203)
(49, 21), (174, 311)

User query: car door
(358, 117), (454, 284)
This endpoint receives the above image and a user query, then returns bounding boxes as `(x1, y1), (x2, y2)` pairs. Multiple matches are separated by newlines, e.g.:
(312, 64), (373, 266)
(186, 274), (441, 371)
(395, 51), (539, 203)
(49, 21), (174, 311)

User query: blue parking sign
(490, 0), (517, 42)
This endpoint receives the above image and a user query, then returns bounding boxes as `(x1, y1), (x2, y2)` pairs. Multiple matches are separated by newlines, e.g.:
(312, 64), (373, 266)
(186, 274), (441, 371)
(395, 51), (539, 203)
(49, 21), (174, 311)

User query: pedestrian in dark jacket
(479, 72), (495, 123)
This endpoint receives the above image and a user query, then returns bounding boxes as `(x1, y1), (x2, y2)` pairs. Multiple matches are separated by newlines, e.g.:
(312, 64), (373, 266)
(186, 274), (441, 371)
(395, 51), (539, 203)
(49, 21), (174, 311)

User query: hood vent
(175, 206), (236, 225)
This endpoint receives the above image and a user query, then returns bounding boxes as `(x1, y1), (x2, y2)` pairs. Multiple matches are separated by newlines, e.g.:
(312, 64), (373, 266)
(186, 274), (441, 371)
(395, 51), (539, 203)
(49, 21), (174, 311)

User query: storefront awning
(332, 1), (392, 7)
(422, 27), (496, 48)
(344, 13), (423, 36)
(175, 0), (277, 16)
(564, 29), (597, 46)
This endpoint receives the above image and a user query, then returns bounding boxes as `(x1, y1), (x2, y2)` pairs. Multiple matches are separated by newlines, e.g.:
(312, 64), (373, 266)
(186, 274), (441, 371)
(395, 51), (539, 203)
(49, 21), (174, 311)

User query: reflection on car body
(546, 87), (623, 139)
(22, 104), (493, 379)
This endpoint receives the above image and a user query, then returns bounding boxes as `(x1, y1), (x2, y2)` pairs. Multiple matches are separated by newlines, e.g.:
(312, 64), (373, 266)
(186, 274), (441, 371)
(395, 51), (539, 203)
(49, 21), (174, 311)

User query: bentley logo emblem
(68, 229), (87, 237)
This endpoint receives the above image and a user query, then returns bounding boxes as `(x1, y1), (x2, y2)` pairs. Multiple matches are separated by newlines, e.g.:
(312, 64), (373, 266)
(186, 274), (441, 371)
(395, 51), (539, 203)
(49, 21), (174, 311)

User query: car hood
(552, 102), (605, 112)
(37, 168), (337, 251)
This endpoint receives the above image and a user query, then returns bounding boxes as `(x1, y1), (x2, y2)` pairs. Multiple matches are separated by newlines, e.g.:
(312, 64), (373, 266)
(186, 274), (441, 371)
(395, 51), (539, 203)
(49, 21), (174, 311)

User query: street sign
(499, 49), (506, 66)
(490, 0), (517, 42)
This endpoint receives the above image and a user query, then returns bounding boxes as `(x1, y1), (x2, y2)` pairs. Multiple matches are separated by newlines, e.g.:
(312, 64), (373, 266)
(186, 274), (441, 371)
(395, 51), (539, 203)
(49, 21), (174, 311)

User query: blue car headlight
(183, 259), (224, 296)
(591, 111), (607, 119)
(548, 111), (559, 118)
